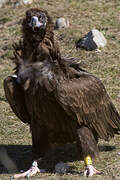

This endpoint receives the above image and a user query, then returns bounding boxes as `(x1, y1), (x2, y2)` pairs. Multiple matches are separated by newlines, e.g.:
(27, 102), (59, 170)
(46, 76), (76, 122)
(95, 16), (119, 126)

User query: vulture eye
(39, 15), (44, 21)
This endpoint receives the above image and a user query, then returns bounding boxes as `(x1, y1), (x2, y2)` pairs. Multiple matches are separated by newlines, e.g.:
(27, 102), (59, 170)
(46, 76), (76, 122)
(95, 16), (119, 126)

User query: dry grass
(0, 0), (120, 179)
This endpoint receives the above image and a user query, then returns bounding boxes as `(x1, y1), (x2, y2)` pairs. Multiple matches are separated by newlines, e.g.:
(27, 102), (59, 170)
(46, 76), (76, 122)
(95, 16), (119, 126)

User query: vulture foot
(84, 165), (101, 177)
(11, 161), (46, 179)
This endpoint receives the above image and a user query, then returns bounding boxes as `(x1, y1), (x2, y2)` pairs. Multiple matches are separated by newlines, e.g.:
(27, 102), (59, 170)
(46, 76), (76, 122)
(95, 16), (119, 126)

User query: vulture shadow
(0, 96), (7, 102)
(0, 143), (116, 174)
(98, 144), (115, 152)
(0, 144), (32, 174)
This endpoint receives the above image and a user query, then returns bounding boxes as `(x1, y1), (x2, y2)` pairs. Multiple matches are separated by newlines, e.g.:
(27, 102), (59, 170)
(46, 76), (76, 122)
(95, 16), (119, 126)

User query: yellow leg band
(84, 155), (92, 165)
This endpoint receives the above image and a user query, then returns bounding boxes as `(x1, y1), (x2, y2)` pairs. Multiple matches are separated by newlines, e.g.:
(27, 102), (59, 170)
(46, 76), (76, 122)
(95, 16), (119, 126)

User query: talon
(10, 176), (14, 179)
(9, 74), (18, 78)
(10, 161), (46, 179)
(25, 166), (40, 178)
(84, 165), (101, 177)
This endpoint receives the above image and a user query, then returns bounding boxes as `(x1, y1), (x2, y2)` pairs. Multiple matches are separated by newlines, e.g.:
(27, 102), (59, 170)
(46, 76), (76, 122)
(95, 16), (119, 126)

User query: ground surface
(0, 0), (120, 179)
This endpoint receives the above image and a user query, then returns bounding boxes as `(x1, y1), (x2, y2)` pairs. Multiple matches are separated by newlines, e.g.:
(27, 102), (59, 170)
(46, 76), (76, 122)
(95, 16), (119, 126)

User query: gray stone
(55, 162), (70, 173)
(22, 0), (32, 5)
(76, 29), (107, 50)
(0, 0), (9, 8)
(55, 17), (69, 29)
(13, 0), (32, 7)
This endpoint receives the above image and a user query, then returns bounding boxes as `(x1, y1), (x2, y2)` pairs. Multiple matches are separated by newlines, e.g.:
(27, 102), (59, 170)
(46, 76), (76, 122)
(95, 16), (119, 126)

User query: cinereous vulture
(4, 8), (120, 178)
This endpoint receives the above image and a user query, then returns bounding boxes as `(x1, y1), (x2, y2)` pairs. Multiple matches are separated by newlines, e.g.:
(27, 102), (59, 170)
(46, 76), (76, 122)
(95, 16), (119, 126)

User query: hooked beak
(31, 16), (37, 27)
(29, 16), (43, 31)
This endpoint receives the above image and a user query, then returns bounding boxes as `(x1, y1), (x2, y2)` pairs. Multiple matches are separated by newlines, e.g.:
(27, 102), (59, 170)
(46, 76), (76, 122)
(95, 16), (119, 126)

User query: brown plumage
(4, 8), (120, 178)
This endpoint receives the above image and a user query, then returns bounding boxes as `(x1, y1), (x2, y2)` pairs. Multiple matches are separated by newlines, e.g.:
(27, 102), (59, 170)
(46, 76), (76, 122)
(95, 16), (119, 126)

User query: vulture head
(22, 8), (54, 41)
(27, 10), (47, 31)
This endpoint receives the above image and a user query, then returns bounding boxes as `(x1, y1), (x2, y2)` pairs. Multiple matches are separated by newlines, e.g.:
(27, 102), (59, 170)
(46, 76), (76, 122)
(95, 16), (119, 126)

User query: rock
(22, 0), (32, 5)
(13, 0), (33, 7)
(0, 0), (9, 8)
(76, 29), (107, 50)
(55, 17), (69, 29)
(55, 162), (70, 173)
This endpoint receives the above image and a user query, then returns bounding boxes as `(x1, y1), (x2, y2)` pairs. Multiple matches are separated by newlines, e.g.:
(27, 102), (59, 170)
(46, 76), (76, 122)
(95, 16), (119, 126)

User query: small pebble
(55, 162), (70, 173)
(55, 17), (69, 29)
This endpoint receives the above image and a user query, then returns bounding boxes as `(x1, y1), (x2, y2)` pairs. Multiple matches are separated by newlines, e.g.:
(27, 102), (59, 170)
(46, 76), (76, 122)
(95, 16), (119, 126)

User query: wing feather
(55, 71), (120, 140)
(4, 76), (30, 124)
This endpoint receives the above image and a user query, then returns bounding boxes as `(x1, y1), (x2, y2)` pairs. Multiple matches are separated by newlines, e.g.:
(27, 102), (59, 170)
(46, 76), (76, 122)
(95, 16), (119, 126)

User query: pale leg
(11, 160), (46, 179)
